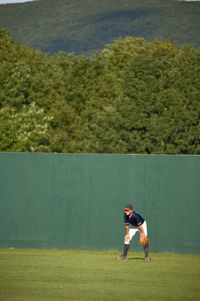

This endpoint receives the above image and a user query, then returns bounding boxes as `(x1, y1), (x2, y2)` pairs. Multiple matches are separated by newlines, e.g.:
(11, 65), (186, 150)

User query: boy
(117, 204), (151, 261)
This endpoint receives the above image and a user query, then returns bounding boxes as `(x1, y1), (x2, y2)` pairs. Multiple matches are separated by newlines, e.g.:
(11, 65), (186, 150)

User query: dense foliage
(0, 0), (200, 55)
(0, 30), (200, 154)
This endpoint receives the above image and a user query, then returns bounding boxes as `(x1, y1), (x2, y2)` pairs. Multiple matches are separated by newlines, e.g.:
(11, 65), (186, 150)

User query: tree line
(0, 30), (200, 154)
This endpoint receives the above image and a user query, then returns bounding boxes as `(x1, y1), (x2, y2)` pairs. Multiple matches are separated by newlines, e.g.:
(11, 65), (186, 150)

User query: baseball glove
(139, 234), (149, 246)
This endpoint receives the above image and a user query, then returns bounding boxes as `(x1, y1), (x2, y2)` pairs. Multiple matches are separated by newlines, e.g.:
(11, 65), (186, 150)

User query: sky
(0, 0), (38, 4)
(0, 0), (200, 3)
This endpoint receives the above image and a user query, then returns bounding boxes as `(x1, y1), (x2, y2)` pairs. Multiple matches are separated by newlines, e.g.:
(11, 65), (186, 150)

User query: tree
(0, 103), (53, 152)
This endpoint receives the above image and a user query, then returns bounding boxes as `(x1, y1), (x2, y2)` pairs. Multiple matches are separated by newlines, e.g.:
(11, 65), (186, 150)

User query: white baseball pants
(124, 221), (148, 245)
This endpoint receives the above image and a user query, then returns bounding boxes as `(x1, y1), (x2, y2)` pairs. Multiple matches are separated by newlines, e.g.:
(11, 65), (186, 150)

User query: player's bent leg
(117, 237), (130, 260)
(117, 243), (129, 260)
(142, 221), (148, 236)
(117, 227), (138, 260)
(144, 245), (151, 261)
(143, 223), (151, 261)
(138, 221), (151, 261)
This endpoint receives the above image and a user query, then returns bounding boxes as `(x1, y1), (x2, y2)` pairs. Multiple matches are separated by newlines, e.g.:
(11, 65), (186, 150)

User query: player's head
(124, 204), (133, 215)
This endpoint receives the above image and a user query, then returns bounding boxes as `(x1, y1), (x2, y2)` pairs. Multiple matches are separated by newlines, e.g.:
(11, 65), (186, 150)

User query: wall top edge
(0, 152), (200, 158)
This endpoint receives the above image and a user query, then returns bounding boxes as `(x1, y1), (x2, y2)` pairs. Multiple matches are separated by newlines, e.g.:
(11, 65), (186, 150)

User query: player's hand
(125, 234), (130, 242)
(139, 233), (149, 246)
(140, 233), (146, 241)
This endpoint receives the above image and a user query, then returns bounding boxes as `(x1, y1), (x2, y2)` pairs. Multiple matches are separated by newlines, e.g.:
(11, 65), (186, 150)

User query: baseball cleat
(144, 257), (151, 261)
(117, 255), (128, 260)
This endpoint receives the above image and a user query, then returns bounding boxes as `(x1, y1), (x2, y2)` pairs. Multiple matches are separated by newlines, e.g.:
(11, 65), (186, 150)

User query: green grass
(0, 249), (200, 301)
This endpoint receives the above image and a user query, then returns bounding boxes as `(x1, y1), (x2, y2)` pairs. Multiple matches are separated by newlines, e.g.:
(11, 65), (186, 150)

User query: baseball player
(117, 204), (151, 261)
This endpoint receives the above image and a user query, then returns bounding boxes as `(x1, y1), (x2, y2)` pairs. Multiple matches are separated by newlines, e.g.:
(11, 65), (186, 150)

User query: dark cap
(124, 204), (133, 210)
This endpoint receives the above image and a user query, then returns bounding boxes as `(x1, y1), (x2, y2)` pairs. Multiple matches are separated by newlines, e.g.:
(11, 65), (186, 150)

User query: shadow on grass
(128, 257), (144, 260)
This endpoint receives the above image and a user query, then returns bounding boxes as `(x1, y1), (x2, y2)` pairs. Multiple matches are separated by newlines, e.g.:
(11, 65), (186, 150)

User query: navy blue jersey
(124, 211), (144, 227)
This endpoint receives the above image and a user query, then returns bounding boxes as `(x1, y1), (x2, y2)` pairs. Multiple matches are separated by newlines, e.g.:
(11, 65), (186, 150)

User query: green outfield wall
(0, 153), (199, 254)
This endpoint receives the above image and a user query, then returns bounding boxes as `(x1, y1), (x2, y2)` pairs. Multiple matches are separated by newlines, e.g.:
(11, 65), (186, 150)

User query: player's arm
(138, 224), (144, 234)
(125, 224), (130, 240)
(138, 224), (147, 238)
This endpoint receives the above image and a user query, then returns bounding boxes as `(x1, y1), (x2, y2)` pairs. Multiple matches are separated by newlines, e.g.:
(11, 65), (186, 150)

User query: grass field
(0, 249), (200, 301)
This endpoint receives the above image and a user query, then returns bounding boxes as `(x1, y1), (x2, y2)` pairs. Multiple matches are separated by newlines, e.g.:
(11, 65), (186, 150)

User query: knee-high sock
(143, 244), (149, 257)
(123, 244), (130, 257)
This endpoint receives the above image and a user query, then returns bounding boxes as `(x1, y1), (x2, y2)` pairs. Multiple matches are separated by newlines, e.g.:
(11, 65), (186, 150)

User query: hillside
(0, 0), (200, 55)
